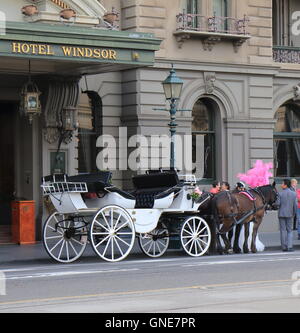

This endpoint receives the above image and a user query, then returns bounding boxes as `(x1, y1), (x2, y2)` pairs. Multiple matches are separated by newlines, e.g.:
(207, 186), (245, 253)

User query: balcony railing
(273, 46), (300, 64)
(176, 11), (249, 35)
(174, 11), (250, 51)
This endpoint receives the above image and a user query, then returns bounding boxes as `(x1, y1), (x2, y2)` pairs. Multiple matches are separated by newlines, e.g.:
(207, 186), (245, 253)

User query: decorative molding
(174, 30), (250, 52)
(293, 84), (300, 101)
(174, 33), (190, 48)
(42, 76), (80, 144)
(204, 72), (216, 94)
(50, 0), (69, 9)
(202, 36), (221, 51)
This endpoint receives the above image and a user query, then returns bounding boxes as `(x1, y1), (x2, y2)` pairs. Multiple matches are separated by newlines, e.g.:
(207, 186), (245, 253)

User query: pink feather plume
(237, 160), (273, 188)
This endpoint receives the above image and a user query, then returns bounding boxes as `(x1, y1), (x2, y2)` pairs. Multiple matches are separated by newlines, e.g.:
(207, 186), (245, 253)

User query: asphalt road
(0, 250), (300, 313)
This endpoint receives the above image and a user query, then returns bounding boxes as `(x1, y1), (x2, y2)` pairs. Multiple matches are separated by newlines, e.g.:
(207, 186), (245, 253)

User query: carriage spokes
(89, 205), (135, 262)
(180, 216), (211, 257)
(43, 212), (88, 263)
(138, 222), (170, 258)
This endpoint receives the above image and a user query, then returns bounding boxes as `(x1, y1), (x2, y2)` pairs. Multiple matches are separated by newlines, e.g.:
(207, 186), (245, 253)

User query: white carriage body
(41, 175), (201, 234)
(85, 192), (136, 210)
(42, 182), (89, 213)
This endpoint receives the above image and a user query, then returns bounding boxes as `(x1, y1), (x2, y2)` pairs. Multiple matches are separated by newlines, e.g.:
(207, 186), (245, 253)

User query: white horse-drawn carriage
(41, 170), (212, 263)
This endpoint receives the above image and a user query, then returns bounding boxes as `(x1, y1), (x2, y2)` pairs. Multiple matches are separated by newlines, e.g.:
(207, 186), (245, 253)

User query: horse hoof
(227, 249), (233, 254)
(233, 248), (241, 254)
(243, 248), (249, 254)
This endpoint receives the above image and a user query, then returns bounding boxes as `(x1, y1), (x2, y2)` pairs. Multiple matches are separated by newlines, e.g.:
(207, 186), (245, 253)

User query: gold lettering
(12, 42), (22, 53)
(38, 45), (47, 55)
(109, 49), (117, 60)
(47, 45), (55, 55)
(93, 49), (101, 58)
(101, 49), (109, 59)
(76, 47), (84, 57)
(61, 46), (72, 56)
(29, 44), (38, 54)
(21, 44), (30, 54)
(85, 48), (93, 58)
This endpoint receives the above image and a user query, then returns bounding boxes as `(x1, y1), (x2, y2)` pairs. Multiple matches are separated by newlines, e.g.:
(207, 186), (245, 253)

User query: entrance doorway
(0, 103), (15, 242)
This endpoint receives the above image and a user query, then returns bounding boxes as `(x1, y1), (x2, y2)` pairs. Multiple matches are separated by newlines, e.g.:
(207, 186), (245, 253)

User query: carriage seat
(131, 171), (181, 208)
(42, 172), (112, 194)
(67, 172), (112, 193)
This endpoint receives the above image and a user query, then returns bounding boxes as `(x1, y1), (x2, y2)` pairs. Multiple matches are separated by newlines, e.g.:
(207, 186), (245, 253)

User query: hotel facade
(0, 0), (299, 242)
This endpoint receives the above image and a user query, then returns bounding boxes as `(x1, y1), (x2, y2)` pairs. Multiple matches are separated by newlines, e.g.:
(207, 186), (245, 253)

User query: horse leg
(221, 233), (232, 254)
(216, 233), (224, 254)
(233, 224), (242, 254)
(243, 223), (250, 253)
(251, 219), (262, 253)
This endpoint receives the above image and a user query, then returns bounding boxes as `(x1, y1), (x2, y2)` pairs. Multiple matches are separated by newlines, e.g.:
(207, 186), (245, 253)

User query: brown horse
(212, 183), (278, 254)
(211, 191), (239, 254)
(231, 184), (278, 253)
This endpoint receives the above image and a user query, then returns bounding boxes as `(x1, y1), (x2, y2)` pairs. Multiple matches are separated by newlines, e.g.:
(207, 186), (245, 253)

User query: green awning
(0, 21), (161, 75)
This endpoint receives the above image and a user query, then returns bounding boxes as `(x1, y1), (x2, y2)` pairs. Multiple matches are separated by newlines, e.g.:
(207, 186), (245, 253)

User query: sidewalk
(0, 231), (299, 266)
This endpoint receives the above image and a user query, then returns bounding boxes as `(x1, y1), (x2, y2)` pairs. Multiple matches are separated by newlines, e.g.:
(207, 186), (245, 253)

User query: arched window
(77, 91), (102, 173)
(192, 98), (215, 181)
(274, 103), (300, 178)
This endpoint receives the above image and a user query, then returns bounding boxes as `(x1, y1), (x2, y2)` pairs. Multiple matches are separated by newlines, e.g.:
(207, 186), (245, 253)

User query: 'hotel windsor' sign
(11, 42), (118, 60)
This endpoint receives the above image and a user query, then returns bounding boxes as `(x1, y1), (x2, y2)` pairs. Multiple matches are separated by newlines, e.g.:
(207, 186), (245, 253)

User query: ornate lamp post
(162, 65), (184, 169)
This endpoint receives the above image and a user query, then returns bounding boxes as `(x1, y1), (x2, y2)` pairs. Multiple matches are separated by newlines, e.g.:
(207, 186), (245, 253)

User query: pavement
(0, 231), (300, 266)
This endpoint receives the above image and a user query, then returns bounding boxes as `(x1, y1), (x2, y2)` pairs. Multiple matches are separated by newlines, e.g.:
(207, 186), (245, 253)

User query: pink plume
(237, 160), (273, 188)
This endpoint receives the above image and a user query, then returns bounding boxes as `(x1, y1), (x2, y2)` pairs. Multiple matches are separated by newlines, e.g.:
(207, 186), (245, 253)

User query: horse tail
(211, 194), (221, 229)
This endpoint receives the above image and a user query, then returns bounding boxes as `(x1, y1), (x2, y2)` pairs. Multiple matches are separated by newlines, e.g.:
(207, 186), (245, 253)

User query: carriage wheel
(180, 216), (211, 257)
(89, 205), (135, 262)
(43, 212), (88, 263)
(138, 222), (169, 258)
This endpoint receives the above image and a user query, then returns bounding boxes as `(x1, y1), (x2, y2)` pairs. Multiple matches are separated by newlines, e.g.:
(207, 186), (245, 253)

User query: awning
(0, 21), (161, 75)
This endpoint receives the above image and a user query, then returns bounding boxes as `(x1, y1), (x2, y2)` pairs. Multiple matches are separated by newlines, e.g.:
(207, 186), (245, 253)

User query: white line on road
(5, 268), (139, 280)
(182, 256), (300, 267)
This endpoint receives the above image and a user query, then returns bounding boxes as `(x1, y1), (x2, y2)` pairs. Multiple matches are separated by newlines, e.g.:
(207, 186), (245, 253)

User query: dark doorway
(0, 103), (15, 227)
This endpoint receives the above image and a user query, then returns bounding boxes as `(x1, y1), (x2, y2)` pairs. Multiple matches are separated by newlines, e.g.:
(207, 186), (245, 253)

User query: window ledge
(173, 30), (250, 52)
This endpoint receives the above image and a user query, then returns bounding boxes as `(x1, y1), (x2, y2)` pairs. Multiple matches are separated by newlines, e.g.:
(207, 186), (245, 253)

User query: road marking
(182, 256), (300, 267)
(5, 268), (139, 280)
(0, 278), (293, 307)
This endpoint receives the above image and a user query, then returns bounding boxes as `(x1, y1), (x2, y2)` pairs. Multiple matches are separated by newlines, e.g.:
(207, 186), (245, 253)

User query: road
(0, 250), (300, 313)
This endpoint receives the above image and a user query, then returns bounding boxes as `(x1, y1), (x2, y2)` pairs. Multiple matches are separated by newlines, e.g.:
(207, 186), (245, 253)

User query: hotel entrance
(0, 103), (16, 242)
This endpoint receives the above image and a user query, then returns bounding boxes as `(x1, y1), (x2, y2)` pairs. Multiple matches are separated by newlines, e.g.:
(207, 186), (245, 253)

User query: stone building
(1, 0), (300, 242)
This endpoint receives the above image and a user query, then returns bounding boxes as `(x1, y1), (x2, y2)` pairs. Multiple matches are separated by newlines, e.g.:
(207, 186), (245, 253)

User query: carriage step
(0, 225), (12, 244)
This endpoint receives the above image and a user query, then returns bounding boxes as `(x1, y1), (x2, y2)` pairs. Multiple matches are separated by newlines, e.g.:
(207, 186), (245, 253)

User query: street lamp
(162, 65), (184, 169)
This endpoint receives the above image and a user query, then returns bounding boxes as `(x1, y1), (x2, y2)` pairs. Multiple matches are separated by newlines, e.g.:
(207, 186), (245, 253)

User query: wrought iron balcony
(273, 46), (300, 64)
(174, 11), (250, 52)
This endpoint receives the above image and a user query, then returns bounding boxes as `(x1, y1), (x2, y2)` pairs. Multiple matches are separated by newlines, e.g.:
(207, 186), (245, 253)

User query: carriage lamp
(20, 79), (42, 124)
(60, 106), (78, 143)
(62, 106), (78, 132)
(161, 65), (184, 169)
(20, 60), (42, 124)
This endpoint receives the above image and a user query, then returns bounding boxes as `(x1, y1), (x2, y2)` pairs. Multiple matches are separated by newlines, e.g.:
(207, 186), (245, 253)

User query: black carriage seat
(131, 171), (182, 208)
(42, 172), (113, 195)
(67, 172), (112, 193)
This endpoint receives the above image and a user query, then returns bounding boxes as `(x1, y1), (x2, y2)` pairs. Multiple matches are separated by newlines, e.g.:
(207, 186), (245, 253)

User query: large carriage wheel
(180, 216), (211, 257)
(43, 212), (88, 263)
(89, 205), (135, 262)
(138, 222), (169, 258)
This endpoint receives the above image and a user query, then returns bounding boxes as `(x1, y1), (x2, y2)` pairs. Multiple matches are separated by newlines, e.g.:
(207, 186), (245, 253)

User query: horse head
(258, 182), (278, 210)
